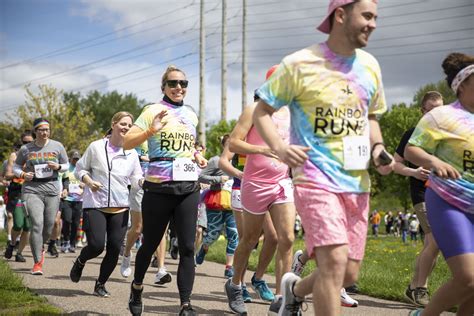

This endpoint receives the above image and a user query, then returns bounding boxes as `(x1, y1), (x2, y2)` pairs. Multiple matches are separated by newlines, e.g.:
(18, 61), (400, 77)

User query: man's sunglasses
(22, 140), (32, 145)
(166, 80), (188, 88)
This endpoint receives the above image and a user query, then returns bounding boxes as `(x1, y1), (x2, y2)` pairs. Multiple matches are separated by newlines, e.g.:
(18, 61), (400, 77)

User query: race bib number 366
(34, 164), (53, 178)
(172, 158), (198, 181)
(342, 136), (370, 170)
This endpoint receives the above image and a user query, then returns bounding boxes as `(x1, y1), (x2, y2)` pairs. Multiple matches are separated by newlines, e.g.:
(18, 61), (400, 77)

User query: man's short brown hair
(421, 91), (443, 108)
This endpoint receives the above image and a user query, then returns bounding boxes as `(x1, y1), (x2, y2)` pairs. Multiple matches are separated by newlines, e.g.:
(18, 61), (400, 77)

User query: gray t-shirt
(15, 139), (68, 196)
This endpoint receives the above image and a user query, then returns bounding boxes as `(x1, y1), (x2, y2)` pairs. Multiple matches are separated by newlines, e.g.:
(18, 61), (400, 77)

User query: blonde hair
(106, 111), (134, 136)
(161, 65), (186, 92)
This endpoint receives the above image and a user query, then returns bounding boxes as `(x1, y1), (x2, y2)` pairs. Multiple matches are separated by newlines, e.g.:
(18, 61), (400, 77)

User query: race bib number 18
(342, 136), (370, 170)
(172, 158), (198, 181)
(34, 164), (53, 178)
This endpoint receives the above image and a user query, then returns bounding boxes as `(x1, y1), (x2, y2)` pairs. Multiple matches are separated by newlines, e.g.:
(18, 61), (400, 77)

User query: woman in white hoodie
(69, 111), (142, 298)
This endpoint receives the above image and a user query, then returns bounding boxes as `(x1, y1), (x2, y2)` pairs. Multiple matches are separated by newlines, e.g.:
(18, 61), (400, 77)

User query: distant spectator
(370, 210), (381, 237)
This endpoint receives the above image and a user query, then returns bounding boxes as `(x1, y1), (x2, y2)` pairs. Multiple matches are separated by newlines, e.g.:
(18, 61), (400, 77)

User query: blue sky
(1, 0), (473, 123)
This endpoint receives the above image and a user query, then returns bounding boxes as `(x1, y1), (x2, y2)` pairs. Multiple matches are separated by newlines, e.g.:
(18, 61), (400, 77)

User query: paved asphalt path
(6, 247), (454, 315)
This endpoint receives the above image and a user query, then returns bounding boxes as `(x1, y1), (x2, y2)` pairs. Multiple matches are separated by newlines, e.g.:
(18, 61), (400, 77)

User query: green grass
(0, 232), (62, 315)
(206, 235), (450, 302)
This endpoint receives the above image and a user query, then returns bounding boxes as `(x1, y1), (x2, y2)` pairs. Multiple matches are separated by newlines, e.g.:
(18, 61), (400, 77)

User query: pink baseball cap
(317, 0), (356, 34)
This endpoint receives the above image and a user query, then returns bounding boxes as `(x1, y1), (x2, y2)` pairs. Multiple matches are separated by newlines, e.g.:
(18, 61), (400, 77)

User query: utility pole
(221, 0), (227, 121)
(241, 0), (247, 111)
(199, 0), (206, 145)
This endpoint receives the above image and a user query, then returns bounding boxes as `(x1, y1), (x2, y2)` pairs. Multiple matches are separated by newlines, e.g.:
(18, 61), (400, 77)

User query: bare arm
(393, 152), (430, 181)
(4, 152), (16, 180)
(253, 101), (309, 168)
(369, 115), (394, 175)
(218, 143), (243, 179)
(229, 104), (276, 158)
(405, 144), (461, 179)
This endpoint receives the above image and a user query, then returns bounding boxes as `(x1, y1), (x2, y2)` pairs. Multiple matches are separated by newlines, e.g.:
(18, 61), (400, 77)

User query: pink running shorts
(241, 178), (294, 215)
(294, 185), (369, 261)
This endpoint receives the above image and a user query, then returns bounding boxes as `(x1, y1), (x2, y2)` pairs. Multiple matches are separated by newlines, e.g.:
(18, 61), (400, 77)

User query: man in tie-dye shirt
(253, 0), (394, 314)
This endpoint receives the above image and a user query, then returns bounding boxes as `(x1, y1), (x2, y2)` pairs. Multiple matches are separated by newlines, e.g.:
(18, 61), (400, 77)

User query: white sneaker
(154, 268), (172, 285)
(291, 250), (305, 277)
(341, 288), (358, 307)
(120, 253), (132, 278)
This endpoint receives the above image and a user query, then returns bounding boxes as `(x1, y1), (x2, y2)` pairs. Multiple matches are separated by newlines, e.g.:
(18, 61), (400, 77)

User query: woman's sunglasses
(166, 80), (188, 88)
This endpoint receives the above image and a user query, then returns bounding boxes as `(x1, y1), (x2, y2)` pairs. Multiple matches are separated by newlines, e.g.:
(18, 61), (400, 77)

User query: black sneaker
(47, 242), (59, 257)
(170, 237), (179, 260)
(4, 243), (14, 259)
(129, 282), (144, 316)
(179, 303), (196, 316)
(405, 285), (416, 305)
(15, 253), (26, 262)
(414, 287), (430, 306)
(93, 280), (110, 297)
(150, 256), (158, 268)
(345, 283), (360, 294)
(70, 258), (85, 283)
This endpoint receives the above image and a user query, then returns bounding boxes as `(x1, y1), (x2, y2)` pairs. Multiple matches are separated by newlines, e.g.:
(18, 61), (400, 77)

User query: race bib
(68, 183), (82, 195)
(34, 164), (53, 178)
(172, 158), (198, 181)
(222, 179), (233, 192)
(342, 136), (370, 170)
(231, 189), (242, 210)
(279, 178), (294, 199)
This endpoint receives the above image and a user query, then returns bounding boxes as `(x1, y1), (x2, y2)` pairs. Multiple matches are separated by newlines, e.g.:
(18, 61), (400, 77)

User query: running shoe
(279, 272), (304, 316)
(4, 243), (14, 259)
(291, 250), (305, 277)
(340, 288), (358, 307)
(408, 309), (423, 316)
(251, 273), (275, 302)
(47, 241), (59, 257)
(345, 283), (360, 294)
(61, 241), (71, 253)
(121, 254), (132, 278)
(129, 282), (144, 316)
(224, 266), (234, 278)
(405, 285), (416, 305)
(195, 244), (207, 265)
(414, 287), (430, 306)
(268, 296), (282, 316)
(169, 237), (179, 260)
(224, 278), (248, 315)
(15, 253), (26, 262)
(242, 285), (252, 303)
(70, 258), (85, 283)
(179, 303), (196, 316)
(150, 256), (158, 268)
(154, 268), (172, 285)
(93, 280), (110, 297)
(69, 246), (76, 253)
(31, 262), (43, 275)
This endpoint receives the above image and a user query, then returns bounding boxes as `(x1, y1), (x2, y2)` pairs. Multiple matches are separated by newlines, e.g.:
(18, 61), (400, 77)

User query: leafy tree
(64, 91), (146, 135)
(8, 85), (97, 153)
(205, 120), (237, 159)
(0, 122), (20, 162)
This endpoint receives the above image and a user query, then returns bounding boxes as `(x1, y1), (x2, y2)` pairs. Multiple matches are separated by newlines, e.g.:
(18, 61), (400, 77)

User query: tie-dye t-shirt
(134, 100), (198, 183)
(257, 42), (386, 193)
(408, 101), (474, 213)
(135, 141), (149, 175)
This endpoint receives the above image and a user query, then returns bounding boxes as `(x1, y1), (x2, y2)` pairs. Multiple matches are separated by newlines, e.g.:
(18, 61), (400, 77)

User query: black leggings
(134, 190), (199, 304)
(78, 209), (129, 284)
(61, 201), (82, 245)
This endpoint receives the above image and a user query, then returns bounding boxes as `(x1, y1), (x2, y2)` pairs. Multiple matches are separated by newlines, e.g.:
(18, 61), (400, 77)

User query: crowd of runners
(1, 0), (473, 315)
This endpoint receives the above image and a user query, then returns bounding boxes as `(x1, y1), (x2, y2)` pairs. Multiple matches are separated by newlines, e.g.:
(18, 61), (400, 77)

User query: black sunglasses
(22, 140), (32, 145)
(166, 80), (188, 88)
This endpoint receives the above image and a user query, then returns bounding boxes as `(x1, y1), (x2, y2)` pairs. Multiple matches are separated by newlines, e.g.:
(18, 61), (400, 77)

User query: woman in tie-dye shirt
(405, 53), (474, 316)
(123, 65), (207, 316)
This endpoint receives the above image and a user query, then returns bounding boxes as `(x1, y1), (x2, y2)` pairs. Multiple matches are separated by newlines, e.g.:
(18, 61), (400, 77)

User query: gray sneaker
(268, 296), (282, 316)
(224, 279), (248, 315)
(279, 272), (303, 316)
(414, 287), (430, 306)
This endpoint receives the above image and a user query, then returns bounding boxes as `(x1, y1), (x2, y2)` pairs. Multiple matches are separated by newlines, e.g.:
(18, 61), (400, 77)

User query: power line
(0, 1), (198, 70)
